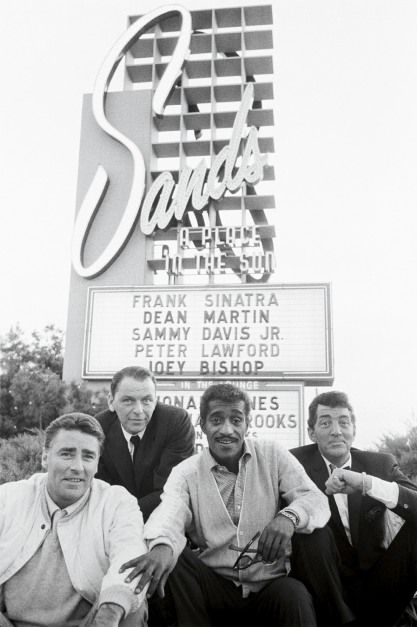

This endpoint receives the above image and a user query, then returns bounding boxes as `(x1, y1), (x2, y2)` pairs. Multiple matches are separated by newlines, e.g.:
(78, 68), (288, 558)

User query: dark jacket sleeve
(95, 410), (117, 484)
(377, 452), (417, 525)
(96, 454), (112, 484)
(138, 492), (163, 521)
(154, 410), (195, 488)
(140, 409), (195, 520)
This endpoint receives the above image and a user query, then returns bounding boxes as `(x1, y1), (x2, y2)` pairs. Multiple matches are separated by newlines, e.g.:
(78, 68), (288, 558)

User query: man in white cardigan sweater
(121, 383), (341, 627)
(0, 413), (148, 627)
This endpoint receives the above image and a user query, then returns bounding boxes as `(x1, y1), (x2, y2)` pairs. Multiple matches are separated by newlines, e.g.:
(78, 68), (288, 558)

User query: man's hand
(325, 468), (372, 495)
(257, 515), (296, 563)
(90, 602), (124, 626)
(119, 544), (173, 598)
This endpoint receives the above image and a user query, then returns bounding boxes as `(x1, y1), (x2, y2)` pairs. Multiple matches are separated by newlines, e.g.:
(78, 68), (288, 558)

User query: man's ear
(41, 448), (48, 471)
(108, 393), (114, 412)
(200, 419), (206, 435)
(308, 428), (317, 443)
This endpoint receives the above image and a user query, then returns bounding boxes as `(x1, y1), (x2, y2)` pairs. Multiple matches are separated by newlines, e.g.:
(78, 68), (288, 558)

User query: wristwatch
(277, 508), (300, 529)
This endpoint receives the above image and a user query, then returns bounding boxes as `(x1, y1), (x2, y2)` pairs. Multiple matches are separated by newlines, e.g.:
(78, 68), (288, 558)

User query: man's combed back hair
(200, 383), (251, 424)
(110, 366), (157, 396)
(44, 413), (105, 451)
(308, 391), (355, 429)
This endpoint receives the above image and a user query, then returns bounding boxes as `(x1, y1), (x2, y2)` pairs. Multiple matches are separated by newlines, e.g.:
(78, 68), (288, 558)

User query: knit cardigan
(145, 438), (330, 593)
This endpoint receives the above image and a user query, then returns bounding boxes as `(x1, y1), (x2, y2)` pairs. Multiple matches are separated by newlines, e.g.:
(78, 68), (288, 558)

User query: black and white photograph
(1, 1), (417, 625)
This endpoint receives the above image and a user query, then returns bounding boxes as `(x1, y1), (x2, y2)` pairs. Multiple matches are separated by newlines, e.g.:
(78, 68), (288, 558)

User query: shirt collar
(44, 483), (91, 519)
(321, 453), (352, 474)
(207, 440), (251, 471)
(120, 423), (146, 442)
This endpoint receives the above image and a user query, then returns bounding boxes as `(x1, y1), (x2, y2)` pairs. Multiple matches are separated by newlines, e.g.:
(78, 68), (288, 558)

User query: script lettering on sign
(140, 83), (266, 235)
(71, 6), (192, 279)
(71, 5), (268, 279)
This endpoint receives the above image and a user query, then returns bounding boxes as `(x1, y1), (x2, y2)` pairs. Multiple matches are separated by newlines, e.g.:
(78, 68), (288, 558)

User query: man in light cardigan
(0, 413), (148, 627)
(121, 383), (340, 627)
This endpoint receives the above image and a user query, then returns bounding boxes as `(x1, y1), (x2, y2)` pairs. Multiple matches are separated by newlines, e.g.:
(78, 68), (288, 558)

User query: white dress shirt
(323, 456), (353, 543)
(120, 425), (146, 460)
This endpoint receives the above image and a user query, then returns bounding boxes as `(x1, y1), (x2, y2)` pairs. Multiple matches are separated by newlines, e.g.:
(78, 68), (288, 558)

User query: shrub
(66, 382), (108, 416)
(0, 430), (43, 484)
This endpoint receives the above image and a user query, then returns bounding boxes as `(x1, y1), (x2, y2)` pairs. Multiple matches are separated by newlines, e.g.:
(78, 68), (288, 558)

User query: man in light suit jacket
(95, 366), (195, 521)
(291, 390), (417, 627)
(0, 412), (147, 627)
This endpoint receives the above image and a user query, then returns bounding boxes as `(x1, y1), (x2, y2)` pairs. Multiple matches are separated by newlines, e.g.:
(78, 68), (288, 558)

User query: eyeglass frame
(229, 530), (263, 571)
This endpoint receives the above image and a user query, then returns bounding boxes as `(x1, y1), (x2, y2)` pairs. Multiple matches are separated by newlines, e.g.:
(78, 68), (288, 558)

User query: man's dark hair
(308, 391), (355, 430)
(44, 413), (105, 451)
(110, 366), (157, 396)
(199, 383), (251, 425)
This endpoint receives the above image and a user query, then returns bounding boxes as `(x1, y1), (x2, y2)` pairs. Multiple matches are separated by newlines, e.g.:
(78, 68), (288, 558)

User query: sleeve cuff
(146, 537), (184, 562)
(147, 537), (173, 550)
(99, 584), (142, 616)
(367, 476), (399, 508)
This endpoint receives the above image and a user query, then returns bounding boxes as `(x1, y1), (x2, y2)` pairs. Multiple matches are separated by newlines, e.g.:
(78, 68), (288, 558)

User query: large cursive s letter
(71, 6), (192, 278)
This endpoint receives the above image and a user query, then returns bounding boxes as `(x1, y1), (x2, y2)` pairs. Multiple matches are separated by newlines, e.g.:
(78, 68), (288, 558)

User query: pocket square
(365, 505), (384, 522)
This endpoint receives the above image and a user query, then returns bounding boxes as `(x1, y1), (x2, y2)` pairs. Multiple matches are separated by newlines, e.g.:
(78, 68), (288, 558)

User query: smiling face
(42, 428), (100, 508)
(201, 399), (248, 472)
(308, 404), (356, 467)
(108, 376), (157, 435)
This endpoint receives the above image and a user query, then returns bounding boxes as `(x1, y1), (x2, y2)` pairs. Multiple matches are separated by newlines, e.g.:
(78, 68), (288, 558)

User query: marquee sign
(63, 5), (335, 390)
(82, 283), (332, 382)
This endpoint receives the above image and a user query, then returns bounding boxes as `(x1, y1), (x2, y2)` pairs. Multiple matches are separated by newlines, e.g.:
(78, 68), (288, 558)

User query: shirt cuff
(99, 583), (146, 616)
(147, 538), (174, 552)
(98, 585), (132, 616)
(367, 476), (399, 508)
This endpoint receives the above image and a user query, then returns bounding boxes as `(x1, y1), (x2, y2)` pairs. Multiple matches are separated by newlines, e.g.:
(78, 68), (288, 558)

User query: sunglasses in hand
(229, 531), (266, 571)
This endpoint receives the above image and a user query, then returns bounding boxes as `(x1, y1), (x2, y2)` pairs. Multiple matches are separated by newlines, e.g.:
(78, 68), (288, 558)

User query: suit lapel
(108, 420), (136, 495)
(309, 448), (348, 536)
(349, 453), (366, 547)
(310, 448), (331, 492)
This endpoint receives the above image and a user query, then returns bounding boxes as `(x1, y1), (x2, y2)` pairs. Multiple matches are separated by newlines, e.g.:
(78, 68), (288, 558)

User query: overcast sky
(1, 0), (416, 449)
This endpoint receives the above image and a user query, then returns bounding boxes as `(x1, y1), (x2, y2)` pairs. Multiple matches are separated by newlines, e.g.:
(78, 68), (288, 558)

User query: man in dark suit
(95, 366), (195, 521)
(291, 390), (417, 627)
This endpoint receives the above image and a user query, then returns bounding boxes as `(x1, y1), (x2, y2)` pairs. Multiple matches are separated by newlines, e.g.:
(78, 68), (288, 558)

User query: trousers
(165, 545), (316, 627)
(294, 522), (417, 627)
(343, 522), (417, 627)
(291, 526), (355, 626)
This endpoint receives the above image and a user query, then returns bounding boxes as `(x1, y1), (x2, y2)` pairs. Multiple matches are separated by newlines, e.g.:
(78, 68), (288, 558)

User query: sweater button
(404, 504), (409, 509)
(41, 524), (46, 529)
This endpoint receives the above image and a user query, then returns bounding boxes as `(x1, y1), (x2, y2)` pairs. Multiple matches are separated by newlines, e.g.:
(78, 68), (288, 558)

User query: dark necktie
(130, 435), (140, 463)
(328, 463), (352, 535)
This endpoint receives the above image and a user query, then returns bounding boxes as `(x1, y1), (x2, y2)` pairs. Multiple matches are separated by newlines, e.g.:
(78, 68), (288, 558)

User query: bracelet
(278, 509), (300, 529)
(361, 472), (367, 496)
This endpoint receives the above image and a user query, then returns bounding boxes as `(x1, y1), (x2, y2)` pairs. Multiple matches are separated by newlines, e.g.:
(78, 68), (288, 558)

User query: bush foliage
(0, 325), (108, 439)
(0, 324), (110, 483)
(376, 424), (417, 482)
(0, 430), (43, 484)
